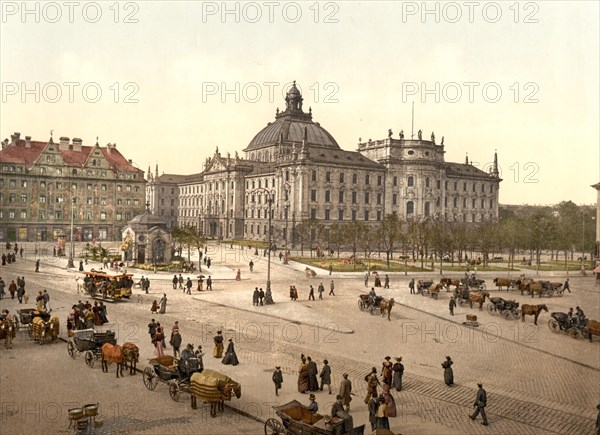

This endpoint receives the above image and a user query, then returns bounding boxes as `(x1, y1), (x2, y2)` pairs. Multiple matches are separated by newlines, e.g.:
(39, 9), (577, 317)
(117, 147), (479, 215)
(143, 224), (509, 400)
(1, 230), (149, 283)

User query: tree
(378, 213), (404, 269)
(172, 225), (206, 270)
(329, 223), (345, 258)
(344, 221), (366, 270)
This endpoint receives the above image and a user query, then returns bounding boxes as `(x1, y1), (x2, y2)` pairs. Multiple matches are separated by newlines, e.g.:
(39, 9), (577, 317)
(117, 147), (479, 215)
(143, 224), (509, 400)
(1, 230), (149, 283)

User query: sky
(1, 1), (598, 205)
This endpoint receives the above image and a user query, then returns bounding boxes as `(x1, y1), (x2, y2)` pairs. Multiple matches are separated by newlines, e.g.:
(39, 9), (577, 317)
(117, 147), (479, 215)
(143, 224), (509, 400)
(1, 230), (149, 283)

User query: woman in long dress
(297, 355), (309, 393)
(154, 326), (165, 357)
(442, 356), (454, 385)
(235, 269), (241, 281)
(392, 357), (404, 391)
(159, 294), (167, 314)
(382, 383), (397, 417)
(221, 338), (239, 365)
(92, 301), (102, 326)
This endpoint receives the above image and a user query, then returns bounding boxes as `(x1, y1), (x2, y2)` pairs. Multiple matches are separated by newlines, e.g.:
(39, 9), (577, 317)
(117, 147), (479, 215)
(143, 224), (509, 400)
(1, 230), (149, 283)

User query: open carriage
(265, 400), (365, 435)
(14, 308), (51, 335)
(357, 294), (384, 314)
(143, 355), (201, 401)
(81, 271), (133, 301)
(487, 297), (520, 320)
(67, 329), (116, 367)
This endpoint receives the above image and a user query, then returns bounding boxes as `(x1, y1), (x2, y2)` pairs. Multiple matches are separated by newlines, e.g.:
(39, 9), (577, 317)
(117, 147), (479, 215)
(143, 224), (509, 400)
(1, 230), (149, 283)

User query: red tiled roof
(0, 139), (141, 174)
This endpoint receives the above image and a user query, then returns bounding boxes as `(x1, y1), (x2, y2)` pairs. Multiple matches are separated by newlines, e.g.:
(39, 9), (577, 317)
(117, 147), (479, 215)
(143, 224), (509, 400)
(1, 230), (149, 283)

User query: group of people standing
(212, 330), (239, 365)
(252, 287), (273, 306)
(66, 300), (108, 335)
(4, 276), (26, 303)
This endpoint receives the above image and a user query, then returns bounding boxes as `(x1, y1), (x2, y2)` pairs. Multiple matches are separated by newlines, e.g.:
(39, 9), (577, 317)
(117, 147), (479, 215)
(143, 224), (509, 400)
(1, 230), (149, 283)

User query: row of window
(0, 178), (142, 192)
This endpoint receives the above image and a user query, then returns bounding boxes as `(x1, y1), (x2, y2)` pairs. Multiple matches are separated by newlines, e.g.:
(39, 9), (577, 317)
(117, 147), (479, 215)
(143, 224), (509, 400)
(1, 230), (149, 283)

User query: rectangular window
(376, 193), (382, 205)
(21, 180), (27, 188)
(454, 182), (457, 191)
(311, 170), (317, 181)
(116, 212), (123, 221)
(364, 210), (369, 221)
(351, 192), (357, 204)
(101, 184), (107, 191)
(339, 191), (344, 203)
(125, 199), (131, 205)
(393, 176), (397, 187)
(40, 181), (46, 189)
(126, 186), (131, 192)
(101, 198), (107, 206)
(364, 192), (370, 204)
(463, 198), (467, 208)
(87, 197), (93, 204)
(352, 173), (357, 184)
(376, 210), (382, 221)
(55, 211), (62, 220)
(324, 209), (330, 220)
(365, 175), (370, 185)
(56, 195), (63, 203)
(453, 197), (457, 207)
(463, 182), (467, 192)
(39, 210), (45, 219)
(134, 199), (139, 206)
(117, 199), (122, 205)
(9, 193), (15, 202)
(339, 173), (345, 183)
(351, 210), (356, 221)
(87, 183), (92, 190)
(85, 211), (92, 220)
(311, 190), (317, 201)
(325, 190), (331, 202)
(473, 183), (476, 192)
(377, 176), (382, 186)
(472, 198), (476, 208)
(100, 212), (107, 220)
(310, 208), (317, 219)
(481, 198), (485, 208)
(9, 179), (16, 187)
(338, 209), (344, 220)
(20, 210), (27, 219)
(21, 194), (27, 202)
(392, 194), (397, 205)
(117, 185), (122, 192)
(325, 171), (331, 182)
(490, 199), (494, 208)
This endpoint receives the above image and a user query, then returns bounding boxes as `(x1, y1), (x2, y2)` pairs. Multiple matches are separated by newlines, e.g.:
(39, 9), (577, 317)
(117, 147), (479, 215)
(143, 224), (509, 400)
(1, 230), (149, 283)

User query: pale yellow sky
(1, 1), (598, 205)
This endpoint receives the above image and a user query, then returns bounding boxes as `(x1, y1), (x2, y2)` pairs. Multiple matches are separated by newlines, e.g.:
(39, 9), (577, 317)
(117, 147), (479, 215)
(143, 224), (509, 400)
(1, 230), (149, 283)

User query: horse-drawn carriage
(30, 315), (60, 344)
(14, 308), (50, 336)
(548, 313), (600, 341)
(492, 278), (518, 291)
(418, 280), (444, 299)
(190, 369), (241, 417)
(264, 400), (365, 435)
(357, 294), (384, 314)
(524, 281), (563, 298)
(454, 287), (489, 309)
(67, 329), (116, 367)
(487, 297), (520, 320)
(81, 271), (133, 301)
(462, 276), (486, 290)
(143, 354), (202, 401)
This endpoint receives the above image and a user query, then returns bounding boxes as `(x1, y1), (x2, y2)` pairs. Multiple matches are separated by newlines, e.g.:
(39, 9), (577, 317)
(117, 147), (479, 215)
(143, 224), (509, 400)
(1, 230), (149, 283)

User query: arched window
(406, 201), (414, 215)
(407, 176), (414, 187)
(425, 177), (430, 188)
(424, 202), (430, 216)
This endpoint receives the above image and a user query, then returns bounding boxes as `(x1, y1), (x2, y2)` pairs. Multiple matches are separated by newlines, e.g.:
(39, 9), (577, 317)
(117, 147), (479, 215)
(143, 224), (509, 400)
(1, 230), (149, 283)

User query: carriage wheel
(84, 351), (95, 368)
(169, 381), (181, 402)
(67, 341), (76, 358)
(548, 318), (560, 333)
(510, 310), (521, 320)
(486, 303), (496, 315)
(501, 310), (515, 321)
(479, 284), (486, 290)
(357, 300), (365, 311)
(264, 418), (285, 435)
(556, 289), (564, 297)
(547, 289), (554, 297)
(567, 328), (581, 339)
(143, 367), (159, 390)
(457, 298), (466, 307)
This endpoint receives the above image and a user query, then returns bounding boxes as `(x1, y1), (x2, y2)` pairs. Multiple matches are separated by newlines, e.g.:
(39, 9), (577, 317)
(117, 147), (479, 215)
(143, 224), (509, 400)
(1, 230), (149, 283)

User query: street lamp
(67, 186), (75, 268)
(255, 188), (274, 292)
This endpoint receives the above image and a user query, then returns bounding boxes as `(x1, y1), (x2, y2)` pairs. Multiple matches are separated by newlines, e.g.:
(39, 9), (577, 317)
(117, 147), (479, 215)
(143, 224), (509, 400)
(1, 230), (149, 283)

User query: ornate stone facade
(0, 133), (145, 242)
(150, 82), (501, 245)
(121, 210), (171, 264)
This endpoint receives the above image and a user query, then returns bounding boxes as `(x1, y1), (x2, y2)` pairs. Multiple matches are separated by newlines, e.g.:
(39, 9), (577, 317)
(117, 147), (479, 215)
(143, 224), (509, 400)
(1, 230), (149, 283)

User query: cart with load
(189, 369), (241, 417)
(67, 328), (116, 367)
(14, 308), (51, 336)
(143, 354), (202, 401)
(81, 270), (133, 301)
(265, 400), (365, 435)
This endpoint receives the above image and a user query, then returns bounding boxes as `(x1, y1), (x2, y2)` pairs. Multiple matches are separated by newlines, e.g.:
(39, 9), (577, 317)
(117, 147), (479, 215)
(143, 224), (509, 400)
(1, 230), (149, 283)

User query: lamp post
(67, 187), (75, 268)
(255, 188), (274, 292)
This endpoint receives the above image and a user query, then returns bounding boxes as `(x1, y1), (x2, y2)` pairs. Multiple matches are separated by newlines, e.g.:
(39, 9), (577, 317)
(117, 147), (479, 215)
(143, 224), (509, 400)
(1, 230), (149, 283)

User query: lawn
(297, 257), (431, 272)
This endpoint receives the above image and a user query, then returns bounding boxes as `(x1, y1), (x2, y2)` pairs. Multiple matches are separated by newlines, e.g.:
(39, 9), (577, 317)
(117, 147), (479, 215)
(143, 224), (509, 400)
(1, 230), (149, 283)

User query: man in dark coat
(170, 328), (182, 358)
(35, 259), (40, 272)
(307, 356), (319, 391)
(148, 319), (157, 342)
(469, 382), (488, 425)
(409, 278), (415, 294)
(308, 285), (315, 301)
(206, 276), (212, 290)
(172, 275), (178, 289)
(258, 288), (265, 305)
(186, 278), (193, 294)
(392, 357), (404, 391)
(368, 392), (379, 431)
(273, 366), (283, 396)
(253, 288), (260, 306)
(339, 373), (352, 411)
(222, 338), (239, 365)
(449, 296), (457, 316)
(564, 278), (571, 293)
(331, 395), (354, 432)
(320, 359), (332, 393)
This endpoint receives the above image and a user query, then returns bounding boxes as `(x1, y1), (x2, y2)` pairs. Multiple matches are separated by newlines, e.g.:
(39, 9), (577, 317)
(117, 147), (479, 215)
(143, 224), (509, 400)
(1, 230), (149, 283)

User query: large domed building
(148, 82), (501, 245)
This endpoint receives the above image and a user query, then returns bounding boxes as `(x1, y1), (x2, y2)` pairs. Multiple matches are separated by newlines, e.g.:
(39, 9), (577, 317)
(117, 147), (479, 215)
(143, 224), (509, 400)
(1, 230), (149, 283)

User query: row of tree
(291, 201), (596, 270)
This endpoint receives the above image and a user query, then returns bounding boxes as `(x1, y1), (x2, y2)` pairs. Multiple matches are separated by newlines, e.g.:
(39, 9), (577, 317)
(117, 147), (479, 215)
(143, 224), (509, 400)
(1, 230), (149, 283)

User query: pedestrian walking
(409, 278), (415, 294)
(35, 259), (40, 272)
(0, 277), (5, 300)
(339, 373), (352, 411)
(235, 269), (241, 280)
(8, 280), (16, 299)
(221, 338), (239, 365)
(213, 330), (224, 358)
(384, 274), (390, 288)
(318, 282), (324, 300)
(42, 289), (50, 310)
(449, 296), (457, 316)
(253, 287), (260, 306)
(17, 283), (25, 303)
(329, 280), (335, 296)
(150, 300), (158, 314)
(442, 356), (454, 386)
(382, 356), (392, 385)
(153, 326), (165, 357)
(375, 396), (390, 430)
(367, 392), (379, 431)
(186, 278), (193, 294)
(308, 285), (315, 301)
(392, 357), (404, 391)
(159, 294), (167, 314)
(320, 359), (332, 394)
(258, 288), (265, 305)
(206, 258), (211, 268)
(564, 278), (571, 293)
(307, 356), (319, 391)
(172, 275), (178, 289)
(79, 260), (84, 272)
(170, 328), (182, 358)
(206, 276), (212, 290)
(382, 383), (397, 417)
(144, 277), (150, 294)
(469, 382), (489, 426)
(364, 367), (380, 404)
(178, 274), (184, 289)
(364, 272), (369, 287)
(298, 355), (309, 393)
(273, 366), (283, 396)
(249, 260), (254, 272)
(328, 264), (333, 275)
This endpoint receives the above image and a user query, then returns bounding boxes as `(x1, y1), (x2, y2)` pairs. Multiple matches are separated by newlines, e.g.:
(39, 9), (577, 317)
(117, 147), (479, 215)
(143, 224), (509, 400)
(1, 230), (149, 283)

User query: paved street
(1, 245), (599, 434)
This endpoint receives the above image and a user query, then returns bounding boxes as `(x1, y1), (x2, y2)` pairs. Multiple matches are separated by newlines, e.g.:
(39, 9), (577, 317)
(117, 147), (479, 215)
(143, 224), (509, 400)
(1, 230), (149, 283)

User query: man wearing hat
(272, 366), (283, 396)
(339, 373), (352, 411)
(332, 394), (354, 432)
(308, 394), (319, 412)
(364, 367), (380, 404)
(469, 382), (488, 426)
(213, 330), (224, 358)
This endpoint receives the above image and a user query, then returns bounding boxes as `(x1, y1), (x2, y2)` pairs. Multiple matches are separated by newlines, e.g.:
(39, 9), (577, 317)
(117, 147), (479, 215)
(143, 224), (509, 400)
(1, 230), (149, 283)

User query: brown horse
(101, 343), (124, 377)
(585, 320), (600, 342)
(121, 342), (140, 375)
(190, 371), (241, 417)
(440, 278), (459, 290)
(468, 292), (489, 310)
(379, 298), (395, 321)
(493, 278), (515, 291)
(521, 304), (548, 326)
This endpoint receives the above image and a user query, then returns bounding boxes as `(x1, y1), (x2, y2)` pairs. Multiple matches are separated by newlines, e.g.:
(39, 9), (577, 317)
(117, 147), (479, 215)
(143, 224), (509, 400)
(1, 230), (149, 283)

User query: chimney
(72, 138), (82, 152)
(2, 138), (8, 149)
(25, 136), (31, 148)
(59, 136), (70, 151)
(106, 143), (112, 154)
(128, 159), (132, 164)
(14, 132), (21, 142)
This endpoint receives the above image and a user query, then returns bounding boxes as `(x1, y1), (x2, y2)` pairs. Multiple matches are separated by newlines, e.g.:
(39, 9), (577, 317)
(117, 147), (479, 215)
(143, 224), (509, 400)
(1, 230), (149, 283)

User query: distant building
(150, 82), (502, 245)
(146, 165), (185, 230)
(593, 181), (600, 269)
(0, 133), (145, 242)
(121, 208), (171, 264)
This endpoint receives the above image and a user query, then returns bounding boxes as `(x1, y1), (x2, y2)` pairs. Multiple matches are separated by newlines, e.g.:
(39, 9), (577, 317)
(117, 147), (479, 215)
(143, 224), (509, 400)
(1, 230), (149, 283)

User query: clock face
(138, 235), (146, 242)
